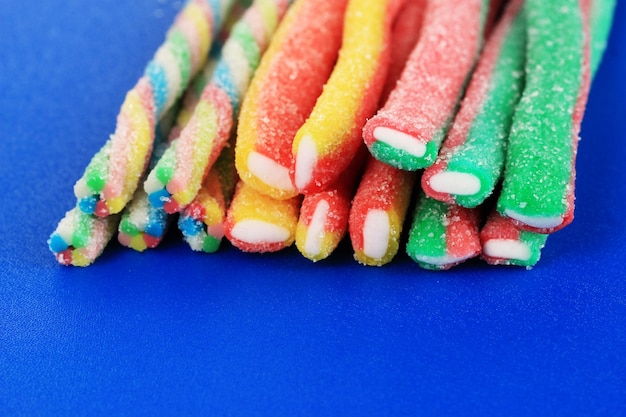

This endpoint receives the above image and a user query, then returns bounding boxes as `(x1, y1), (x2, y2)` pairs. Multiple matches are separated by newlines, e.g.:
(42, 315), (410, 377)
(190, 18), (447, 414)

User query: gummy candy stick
(144, 0), (293, 214)
(235, 0), (348, 200)
(349, 157), (417, 266)
(295, 147), (366, 262)
(224, 180), (302, 252)
(291, 0), (404, 195)
(48, 208), (120, 267)
(480, 210), (548, 268)
(406, 193), (482, 270)
(178, 142), (238, 252)
(345, 0), (424, 267)
(421, 0), (526, 208)
(74, 0), (234, 217)
(497, 0), (594, 233)
(117, 44), (227, 251)
(362, 0), (492, 171)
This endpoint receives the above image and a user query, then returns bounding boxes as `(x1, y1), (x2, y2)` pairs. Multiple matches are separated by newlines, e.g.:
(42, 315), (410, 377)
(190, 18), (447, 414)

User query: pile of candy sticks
(50, 0), (616, 269)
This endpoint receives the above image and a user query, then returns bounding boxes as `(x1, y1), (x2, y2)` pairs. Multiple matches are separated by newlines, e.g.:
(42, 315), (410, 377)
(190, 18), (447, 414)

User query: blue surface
(1, 1), (625, 415)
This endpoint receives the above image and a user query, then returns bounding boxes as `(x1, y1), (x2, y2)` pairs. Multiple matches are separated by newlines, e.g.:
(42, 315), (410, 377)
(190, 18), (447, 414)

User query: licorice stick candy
(49, 208), (120, 267)
(421, 0), (526, 209)
(295, 147), (366, 262)
(144, 0), (293, 214)
(73, 0), (235, 218)
(362, 0), (494, 171)
(291, 0), (405, 195)
(224, 181), (302, 252)
(480, 210), (548, 268)
(349, 158), (417, 266)
(178, 141), (238, 252)
(406, 193), (482, 270)
(497, 0), (615, 233)
(235, 0), (348, 200)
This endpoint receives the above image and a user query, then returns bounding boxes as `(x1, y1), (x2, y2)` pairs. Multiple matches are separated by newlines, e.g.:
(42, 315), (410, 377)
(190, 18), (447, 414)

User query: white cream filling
(230, 220), (290, 244)
(294, 134), (317, 190)
(429, 172), (481, 196)
(303, 200), (330, 256)
(143, 169), (166, 194)
(362, 210), (390, 260)
(504, 209), (563, 229)
(73, 178), (91, 198)
(373, 126), (425, 157)
(483, 239), (531, 261)
(247, 152), (295, 192)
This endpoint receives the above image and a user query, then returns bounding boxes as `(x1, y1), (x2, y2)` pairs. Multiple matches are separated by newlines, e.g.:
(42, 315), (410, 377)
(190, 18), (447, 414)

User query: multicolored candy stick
(290, 0), (404, 195)
(73, 0), (234, 217)
(224, 180), (302, 252)
(421, 0), (526, 208)
(144, 0), (292, 214)
(406, 193), (482, 270)
(497, 0), (614, 233)
(362, 0), (492, 171)
(349, 157), (417, 266)
(235, 0), (348, 200)
(178, 142), (238, 252)
(117, 44), (227, 252)
(48, 207), (120, 267)
(295, 146), (366, 262)
(480, 210), (548, 268)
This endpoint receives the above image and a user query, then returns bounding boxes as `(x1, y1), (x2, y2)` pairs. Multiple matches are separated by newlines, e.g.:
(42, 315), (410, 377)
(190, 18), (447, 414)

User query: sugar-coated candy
(480, 210), (548, 268)
(178, 142), (238, 252)
(362, 0), (492, 171)
(291, 0), (404, 195)
(497, 0), (615, 233)
(295, 147), (366, 262)
(497, 0), (588, 233)
(74, 0), (235, 217)
(406, 194), (482, 270)
(349, 158), (417, 266)
(144, 0), (292, 214)
(421, 0), (526, 208)
(235, 0), (348, 200)
(49, 208), (120, 267)
(224, 180), (301, 252)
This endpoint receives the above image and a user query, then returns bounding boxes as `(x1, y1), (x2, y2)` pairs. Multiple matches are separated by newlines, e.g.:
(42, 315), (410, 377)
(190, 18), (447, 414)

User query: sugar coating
(497, 0), (588, 233)
(235, 0), (347, 200)
(179, 143), (237, 253)
(74, 0), (232, 217)
(296, 148), (365, 262)
(421, 0), (526, 208)
(349, 157), (416, 266)
(291, 0), (402, 195)
(152, 0), (290, 212)
(406, 194), (481, 270)
(363, 0), (489, 171)
(49, 207), (119, 266)
(225, 181), (301, 252)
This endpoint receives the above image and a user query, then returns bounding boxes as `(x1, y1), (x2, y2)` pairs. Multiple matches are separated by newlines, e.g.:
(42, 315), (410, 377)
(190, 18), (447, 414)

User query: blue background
(1, 1), (625, 415)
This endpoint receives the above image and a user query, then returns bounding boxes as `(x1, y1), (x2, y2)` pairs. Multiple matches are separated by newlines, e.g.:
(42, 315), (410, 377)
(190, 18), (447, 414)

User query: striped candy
(74, 0), (234, 217)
